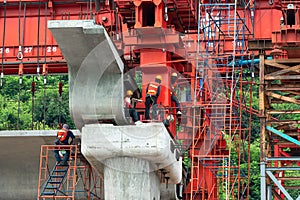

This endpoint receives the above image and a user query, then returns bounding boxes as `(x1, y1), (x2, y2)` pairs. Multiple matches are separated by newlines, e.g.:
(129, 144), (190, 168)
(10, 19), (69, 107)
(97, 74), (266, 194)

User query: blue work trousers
(129, 108), (139, 122)
(145, 96), (157, 120)
(171, 95), (181, 112)
(54, 148), (70, 164)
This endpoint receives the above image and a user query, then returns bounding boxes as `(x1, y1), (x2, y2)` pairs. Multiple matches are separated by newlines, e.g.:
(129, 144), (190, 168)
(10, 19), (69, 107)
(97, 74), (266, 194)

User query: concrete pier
(81, 123), (182, 200)
(104, 157), (160, 199)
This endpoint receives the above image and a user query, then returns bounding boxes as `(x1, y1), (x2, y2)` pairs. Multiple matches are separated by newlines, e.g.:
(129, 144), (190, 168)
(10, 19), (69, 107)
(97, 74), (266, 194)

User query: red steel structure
(38, 145), (103, 199)
(1, 0), (300, 199)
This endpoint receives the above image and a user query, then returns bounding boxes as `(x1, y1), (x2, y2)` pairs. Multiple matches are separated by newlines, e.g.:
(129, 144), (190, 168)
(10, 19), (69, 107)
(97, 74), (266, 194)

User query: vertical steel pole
(267, 184), (272, 200)
(259, 53), (266, 200)
(261, 162), (267, 200)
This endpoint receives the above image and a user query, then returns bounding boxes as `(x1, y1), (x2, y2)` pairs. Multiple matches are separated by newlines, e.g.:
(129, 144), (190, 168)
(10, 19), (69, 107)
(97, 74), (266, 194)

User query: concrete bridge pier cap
(81, 123), (182, 200)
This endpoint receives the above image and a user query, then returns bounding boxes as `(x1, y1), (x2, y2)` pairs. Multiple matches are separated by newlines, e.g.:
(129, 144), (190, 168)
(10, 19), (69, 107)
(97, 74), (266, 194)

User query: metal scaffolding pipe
(266, 126), (300, 146)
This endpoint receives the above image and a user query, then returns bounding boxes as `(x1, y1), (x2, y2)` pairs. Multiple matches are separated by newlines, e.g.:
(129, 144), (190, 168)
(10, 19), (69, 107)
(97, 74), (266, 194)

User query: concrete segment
(0, 130), (80, 200)
(81, 123), (182, 199)
(48, 20), (182, 199)
(48, 20), (128, 130)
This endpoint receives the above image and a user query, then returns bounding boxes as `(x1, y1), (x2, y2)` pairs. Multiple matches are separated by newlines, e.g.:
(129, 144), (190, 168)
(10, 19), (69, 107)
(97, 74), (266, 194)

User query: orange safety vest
(147, 82), (159, 95)
(57, 129), (68, 142)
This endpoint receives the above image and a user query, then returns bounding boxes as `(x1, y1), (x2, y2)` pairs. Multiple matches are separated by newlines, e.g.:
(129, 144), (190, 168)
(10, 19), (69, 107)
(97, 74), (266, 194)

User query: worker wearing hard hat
(54, 124), (75, 165)
(145, 75), (162, 120)
(170, 72), (182, 115)
(124, 90), (143, 125)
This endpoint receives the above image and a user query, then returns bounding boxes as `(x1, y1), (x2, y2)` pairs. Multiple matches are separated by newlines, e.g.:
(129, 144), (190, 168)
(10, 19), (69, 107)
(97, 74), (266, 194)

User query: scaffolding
(259, 57), (300, 199)
(179, 0), (254, 199)
(0, 0), (260, 199)
(37, 145), (103, 200)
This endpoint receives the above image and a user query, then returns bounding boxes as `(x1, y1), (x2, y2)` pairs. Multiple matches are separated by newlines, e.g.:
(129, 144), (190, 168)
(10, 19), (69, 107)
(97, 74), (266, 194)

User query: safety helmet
(155, 75), (162, 81)
(171, 72), (177, 77)
(126, 90), (133, 96)
(63, 124), (69, 130)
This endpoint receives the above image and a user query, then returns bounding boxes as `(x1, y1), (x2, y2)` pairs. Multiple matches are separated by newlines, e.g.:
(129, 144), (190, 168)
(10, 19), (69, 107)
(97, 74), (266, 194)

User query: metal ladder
(40, 163), (69, 196)
(37, 145), (77, 200)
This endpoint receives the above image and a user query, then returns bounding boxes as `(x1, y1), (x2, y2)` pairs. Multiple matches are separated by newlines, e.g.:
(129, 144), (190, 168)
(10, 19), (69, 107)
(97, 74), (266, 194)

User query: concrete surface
(48, 20), (129, 130)
(47, 20), (182, 199)
(0, 130), (80, 200)
(104, 157), (160, 200)
(81, 123), (182, 199)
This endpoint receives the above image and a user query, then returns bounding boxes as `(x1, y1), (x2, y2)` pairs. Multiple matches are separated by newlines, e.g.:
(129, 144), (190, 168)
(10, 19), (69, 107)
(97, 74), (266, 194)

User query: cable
(18, 1), (21, 53)
(17, 82), (21, 130)
(22, 3), (27, 52)
(31, 76), (36, 130)
(90, 0), (93, 19)
(43, 2), (48, 130)
(1, 0), (7, 87)
(36, 1), (41, 79)
(43, 78), (46, 129)
(17, 0), (23, 60)
(42, 3), (47, 63)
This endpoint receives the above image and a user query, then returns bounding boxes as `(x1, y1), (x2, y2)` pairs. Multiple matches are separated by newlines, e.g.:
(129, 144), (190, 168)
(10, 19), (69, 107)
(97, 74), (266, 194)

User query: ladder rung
(41, 192), (55, 196)
(53, 169), (68, 173)
(48, 181), (61, 184)
(50, 175), (64, 178)
(55, 166), (69, 169)
(44, 186), (58, 189)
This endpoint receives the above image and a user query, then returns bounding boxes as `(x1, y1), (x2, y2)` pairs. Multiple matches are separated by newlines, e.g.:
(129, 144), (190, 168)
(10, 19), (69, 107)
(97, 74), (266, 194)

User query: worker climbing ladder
(37, 145), (103, 200)
(38, 145), (77, 199)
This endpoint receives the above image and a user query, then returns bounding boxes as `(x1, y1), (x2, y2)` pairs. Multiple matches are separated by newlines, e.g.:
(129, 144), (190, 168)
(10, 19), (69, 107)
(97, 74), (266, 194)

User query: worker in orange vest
(124, 90), (143, 125)
(145, 75), (162, 120)
(170, 72), (182, 115)
(54, 124), (75, 165)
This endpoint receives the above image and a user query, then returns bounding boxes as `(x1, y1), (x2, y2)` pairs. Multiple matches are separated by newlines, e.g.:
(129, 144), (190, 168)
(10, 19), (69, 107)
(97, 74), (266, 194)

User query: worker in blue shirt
(145, 75), (162, 120)
(54, 124), (75, 165)
(170, 72), (182, 115)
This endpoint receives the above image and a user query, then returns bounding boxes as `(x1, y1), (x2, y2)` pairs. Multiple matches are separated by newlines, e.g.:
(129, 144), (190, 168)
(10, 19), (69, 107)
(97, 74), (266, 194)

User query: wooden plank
(287, 91), (300, 96)
(266, 86), (300, 91)
(266, 64), (300, 76)
(265, 75), (300, 80)
(259, 54), (267, 161)
(265, 59), (300, 64)
(267, 110), (300, 114)
(265, 60), (289, 69)
(270, 84), (300, 87)
(266, 92), (300, 105)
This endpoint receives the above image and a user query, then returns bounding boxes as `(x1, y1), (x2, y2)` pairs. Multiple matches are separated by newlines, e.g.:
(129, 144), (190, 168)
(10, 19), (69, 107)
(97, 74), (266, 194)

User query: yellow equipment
(126, 90), (133, 96)
(155, 75), (162, 81)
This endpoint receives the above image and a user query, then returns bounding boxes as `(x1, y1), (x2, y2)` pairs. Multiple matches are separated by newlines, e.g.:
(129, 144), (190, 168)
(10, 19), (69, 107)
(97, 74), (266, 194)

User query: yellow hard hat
(171, 72), (177, 77)
(126, 90), (133, 96)
(155, 75), (162, 81)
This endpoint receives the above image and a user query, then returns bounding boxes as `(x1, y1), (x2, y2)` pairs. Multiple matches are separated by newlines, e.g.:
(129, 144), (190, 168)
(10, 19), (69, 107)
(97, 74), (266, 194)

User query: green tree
(0, 75), (74, 130)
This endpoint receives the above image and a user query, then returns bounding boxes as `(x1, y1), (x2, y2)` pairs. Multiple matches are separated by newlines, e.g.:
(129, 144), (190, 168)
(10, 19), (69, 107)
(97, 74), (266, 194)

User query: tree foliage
(0, 75), (74, 130)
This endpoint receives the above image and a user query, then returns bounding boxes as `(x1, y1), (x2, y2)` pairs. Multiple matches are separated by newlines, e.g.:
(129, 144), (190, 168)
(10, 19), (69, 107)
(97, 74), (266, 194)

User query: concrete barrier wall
(0, 130), (80, 200)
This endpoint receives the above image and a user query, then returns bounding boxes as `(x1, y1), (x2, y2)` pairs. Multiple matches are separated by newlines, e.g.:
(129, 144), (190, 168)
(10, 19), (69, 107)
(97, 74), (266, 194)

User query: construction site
(1, 0), (300, 199)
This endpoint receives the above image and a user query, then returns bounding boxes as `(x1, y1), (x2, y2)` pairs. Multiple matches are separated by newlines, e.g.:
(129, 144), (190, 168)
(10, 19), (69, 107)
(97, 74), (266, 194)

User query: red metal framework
(37, 145), (103, 199)
(3, 0), (300, 199)
(0, 0), (255, 199)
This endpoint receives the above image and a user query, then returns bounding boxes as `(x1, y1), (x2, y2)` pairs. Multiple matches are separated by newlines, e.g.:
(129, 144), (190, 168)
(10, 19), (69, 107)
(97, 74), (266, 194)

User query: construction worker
(54, 124), (75, 165)
(145, 75), (162, 120)
(170, 72), (182, 115)
(124, 90), (142, 125)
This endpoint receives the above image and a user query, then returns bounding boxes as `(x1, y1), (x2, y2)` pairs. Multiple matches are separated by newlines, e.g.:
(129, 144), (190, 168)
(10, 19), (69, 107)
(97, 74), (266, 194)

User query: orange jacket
(57, 129), (68, 142)
(146, 82), (160, 96)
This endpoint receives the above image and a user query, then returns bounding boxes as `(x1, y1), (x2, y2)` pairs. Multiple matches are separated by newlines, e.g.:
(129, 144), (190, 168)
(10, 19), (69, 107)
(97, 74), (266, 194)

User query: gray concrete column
(104, 157), (160, 200)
